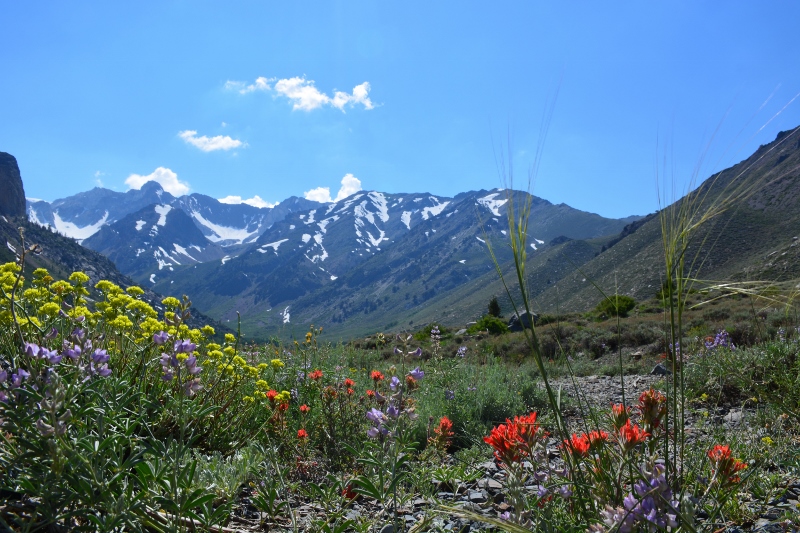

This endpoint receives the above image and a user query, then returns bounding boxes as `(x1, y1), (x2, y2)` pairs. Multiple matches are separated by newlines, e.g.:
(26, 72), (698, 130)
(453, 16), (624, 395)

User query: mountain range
(17, 124), (800, 340)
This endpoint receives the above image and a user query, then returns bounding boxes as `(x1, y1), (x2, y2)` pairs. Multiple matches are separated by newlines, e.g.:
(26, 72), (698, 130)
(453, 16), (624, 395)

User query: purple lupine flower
(174, 340), (197, 353)
(0, 391), (7, 402)
(71, 328), (85, 341)
(183, 378), (202, 396)
(386, 404), (400, 418)
(44, 327), (58, 340)
(374, 389), (386, 404)
(0, 370), (6, 384)
(456, 346), (467, 357)
(393, 346), (402, 355)
(367, 427), (381, 438)
(408, 367), (424, 380)
(153, 331), (169, 345)
(11, 369), (30, 388)
(444, 390), (455, 400)
(62, 344), (81, 360)
(411, 347), (422, 357)
(557, 485), (573, 499)
(36, 419), (55, 437)
(366, 408), (385, 423)
(499, 511), (511, 521)
(537, 485), (549, 498)
(91, 349), (110, 365)
(24, 342), (41, 358)
(184, 356), (201, 375)
(44, 348), (62, 365)
(389, 376), (401, 391)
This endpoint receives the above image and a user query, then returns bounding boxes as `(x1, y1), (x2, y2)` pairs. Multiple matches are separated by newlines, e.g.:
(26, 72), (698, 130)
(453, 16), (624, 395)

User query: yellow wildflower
(270, 359), (284, 369)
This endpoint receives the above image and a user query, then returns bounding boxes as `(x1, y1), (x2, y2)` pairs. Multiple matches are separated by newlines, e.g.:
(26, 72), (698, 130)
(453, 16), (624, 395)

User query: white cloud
(227, 76), (375, 112)
(334, 173), (362, 201)
(179, 130), (244, 152)
(125, 167), (190, 196)
(303, 187), (333, 203)
(218, 195), (277, 209)
(304, 174), (363, 203)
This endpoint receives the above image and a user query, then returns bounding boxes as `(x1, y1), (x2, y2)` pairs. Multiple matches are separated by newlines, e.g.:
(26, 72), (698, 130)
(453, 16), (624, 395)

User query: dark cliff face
(0, 152), (27, 219)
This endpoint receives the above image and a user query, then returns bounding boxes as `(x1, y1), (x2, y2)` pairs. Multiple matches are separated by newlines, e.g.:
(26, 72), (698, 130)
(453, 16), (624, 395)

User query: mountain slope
(531, 127), (800, 313)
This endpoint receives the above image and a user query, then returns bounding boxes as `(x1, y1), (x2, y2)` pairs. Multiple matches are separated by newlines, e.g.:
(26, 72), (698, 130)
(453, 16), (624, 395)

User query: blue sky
(2, 1), (799, 218)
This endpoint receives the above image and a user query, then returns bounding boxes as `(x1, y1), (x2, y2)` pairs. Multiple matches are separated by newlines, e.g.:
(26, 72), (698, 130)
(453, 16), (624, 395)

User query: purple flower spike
(0, 370), (6, 384)
(411, 347), (422, 357)
(456, 346), (467, 357)
(91, 349), (110, 365)
(444, 390), (455, 400)
(71, 328), (85, 341)
(183, 378), (202, 396)
(44, 327), (58, 340)
(161, 371), (174, 381)
(36, 419), (55, 437)
(0, 391), (7, 402)
(63, 345), (81, 360)
(174, 340), (197, 354)
(153, 331), (169, 345)
(184, 356), (201, 375)
(24, 342), (41, 358)
(389, 376), (401, 391)
(408, 367), (424, 380)
(45, 350), (62, 365)
(366, 408), (385, 423)
(393, 346), (402, 355)
(386, 404), (400, 418)
(374, 389), (386, 404)
(367, 427), (380, 438)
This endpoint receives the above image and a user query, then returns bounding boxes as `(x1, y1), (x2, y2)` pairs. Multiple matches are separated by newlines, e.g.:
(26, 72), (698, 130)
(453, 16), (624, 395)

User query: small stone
(379, 524), (395, 533)
(456, 329), (467, 335)
(651, 363), (671, 375)
(468, 490), (487, 503)
(724, 409), (744, 425)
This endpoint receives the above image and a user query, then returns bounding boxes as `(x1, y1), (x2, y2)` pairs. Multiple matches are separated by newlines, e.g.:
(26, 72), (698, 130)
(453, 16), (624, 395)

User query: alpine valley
(15, 126), (800, 340)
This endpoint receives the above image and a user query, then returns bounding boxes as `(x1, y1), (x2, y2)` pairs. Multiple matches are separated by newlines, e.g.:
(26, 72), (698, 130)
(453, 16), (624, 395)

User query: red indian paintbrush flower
(587, 430), (609, 451)
(617, 420), (650, 452)
(484, 412), (547, 466)
(366, 389), (375, 398)
(708, 444), (747, 487)
(563, 433), (590, 457)
(370, 370), (384, 382)
(637, 388), (667, 430)
(609, 403), (631, 430)
(297, 428), (308, 439)
(344, 378), (355, 388)
(266, 389), (278, 402)
(308, 369), (323, 381)
(299, 404), (310, 414)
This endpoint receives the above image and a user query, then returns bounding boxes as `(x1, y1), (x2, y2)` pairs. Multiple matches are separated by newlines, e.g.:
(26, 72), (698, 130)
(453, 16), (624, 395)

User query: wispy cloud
(179, 130), (244, 152)
(218, 195), (277, 209)
(225, 76), (375, 112)
(304, 174), (363, 203)
(125, 167), (190, 196)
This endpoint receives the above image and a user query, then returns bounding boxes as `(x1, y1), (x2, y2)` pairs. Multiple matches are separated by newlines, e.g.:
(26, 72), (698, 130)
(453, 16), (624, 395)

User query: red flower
(429, 416), (455, 451)
(308, 369), (323, 381)
(299, 404), (310, 414)
(297, 428), (308, 439)
(708, 445), (747, 487)
(341, 485), (358, 500)
(563, 433), (590, 457)
(637, 388), (667, 430)
(617, 420), (650, 452)
(370, 370), (384, 382)
(405, 375), (418, 390)
(609, 403), (631, 430)
(366, 389), (375, 398)
(347, 388), (355, 396)
(435, 416), (454, 437)
(344, 378), (355, 387)
(266, 389), (278, 402)
(278, 402), (289, 412)
(484, 412), (546, 466)
(587, 430), (609, 451)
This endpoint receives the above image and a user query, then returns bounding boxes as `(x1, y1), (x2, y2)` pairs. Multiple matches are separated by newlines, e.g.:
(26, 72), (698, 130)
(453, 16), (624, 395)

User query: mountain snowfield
(26, 183), (638, 338)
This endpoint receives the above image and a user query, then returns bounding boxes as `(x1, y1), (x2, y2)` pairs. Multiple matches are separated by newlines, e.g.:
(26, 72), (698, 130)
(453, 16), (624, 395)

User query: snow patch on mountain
(173, 243), (197, 261)
(258, 239), (289, 254)
(27, 207), (44, 226)
(221, 256), (231, 265)
(135, 220), (146, 231)
(302, 234), (311, 243)
(53, 211), (109, 241)
(149, 274), (156, 284)
(281, 306), (290, 324)
(368, 192), (390, 222)
(190, 210), (258, 245)
(401, 211), (412, 229)
(421, 198), (450, 220)
(477, 193), (508, 217)
(154, 205), (172, 226)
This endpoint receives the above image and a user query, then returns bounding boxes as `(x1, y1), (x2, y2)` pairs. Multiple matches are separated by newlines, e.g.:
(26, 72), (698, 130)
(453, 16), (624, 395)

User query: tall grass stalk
(656, 122), (800, 488)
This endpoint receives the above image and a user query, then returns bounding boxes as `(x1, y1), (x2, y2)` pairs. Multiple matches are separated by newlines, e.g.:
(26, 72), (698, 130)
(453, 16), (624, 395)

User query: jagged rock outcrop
(0, 152), (26, 220)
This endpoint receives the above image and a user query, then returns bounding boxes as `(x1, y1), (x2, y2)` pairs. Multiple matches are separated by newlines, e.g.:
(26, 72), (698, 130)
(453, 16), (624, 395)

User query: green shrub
(467, 315), (509, 335)
(595, 295), (636, 317)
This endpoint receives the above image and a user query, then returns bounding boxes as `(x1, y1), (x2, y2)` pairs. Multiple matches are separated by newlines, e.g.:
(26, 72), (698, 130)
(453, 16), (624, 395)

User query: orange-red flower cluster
(344, 378), (355, 388)
(297, 428), (308, 439)
(266, 389), (278, 402)
(370, 370), (384, 382)
(708, 445), (747, 487)
(366, 389), (375, 398)
(617, 420), (650, 452)
(299, 404), (310, 414)
(609, 403), (631, 430)
(308, 369), (323, 381)
(563, 429), (609, 458)
(483, 412), (547, 466)
(637, 388), (667, 430)
(428, 415), (455, 451)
